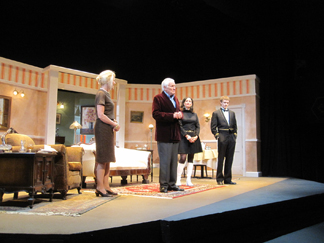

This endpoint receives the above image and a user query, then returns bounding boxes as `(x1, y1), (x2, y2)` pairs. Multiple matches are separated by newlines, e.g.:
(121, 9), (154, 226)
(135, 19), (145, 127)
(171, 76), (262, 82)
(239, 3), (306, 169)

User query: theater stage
(1, 170), (324, 243)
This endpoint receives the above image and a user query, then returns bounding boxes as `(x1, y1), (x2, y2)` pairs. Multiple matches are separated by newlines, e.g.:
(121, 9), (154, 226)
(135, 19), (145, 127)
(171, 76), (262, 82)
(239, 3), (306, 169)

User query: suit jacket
(152, 92), (181, 143)
(210, 109), (237, 137)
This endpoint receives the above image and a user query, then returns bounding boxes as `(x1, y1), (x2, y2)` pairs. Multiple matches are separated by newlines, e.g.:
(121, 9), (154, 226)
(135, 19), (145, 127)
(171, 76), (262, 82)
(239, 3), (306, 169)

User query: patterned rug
(82, 183), (225, 199)
(0, 190), (118, 217)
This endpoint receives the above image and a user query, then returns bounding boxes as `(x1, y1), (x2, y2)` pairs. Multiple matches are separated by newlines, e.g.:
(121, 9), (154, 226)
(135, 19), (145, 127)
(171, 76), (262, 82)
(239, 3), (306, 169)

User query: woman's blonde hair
(96, 70), (116, 89)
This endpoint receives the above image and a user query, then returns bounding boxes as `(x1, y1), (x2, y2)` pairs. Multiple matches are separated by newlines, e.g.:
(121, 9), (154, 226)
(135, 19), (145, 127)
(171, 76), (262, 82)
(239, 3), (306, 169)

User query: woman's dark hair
(181, 97), (194, 112)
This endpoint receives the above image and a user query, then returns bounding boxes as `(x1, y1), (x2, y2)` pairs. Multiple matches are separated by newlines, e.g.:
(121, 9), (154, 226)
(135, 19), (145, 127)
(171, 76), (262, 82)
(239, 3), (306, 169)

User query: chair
(193, 164), (209, 178)
(5, 133), (83, 200)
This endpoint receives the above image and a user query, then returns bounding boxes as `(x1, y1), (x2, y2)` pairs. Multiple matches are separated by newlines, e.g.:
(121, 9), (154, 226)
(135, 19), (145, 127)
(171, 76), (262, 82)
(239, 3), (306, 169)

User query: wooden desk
(0, 152), (56, 208)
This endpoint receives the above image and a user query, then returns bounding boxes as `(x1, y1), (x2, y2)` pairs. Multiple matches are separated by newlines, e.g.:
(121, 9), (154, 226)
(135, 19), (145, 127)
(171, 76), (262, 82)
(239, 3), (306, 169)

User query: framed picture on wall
(56, 113), (62, 124)
(130, 111), (144, 123)
(81, 106), (96, 134)
(0, 95), (11, 131)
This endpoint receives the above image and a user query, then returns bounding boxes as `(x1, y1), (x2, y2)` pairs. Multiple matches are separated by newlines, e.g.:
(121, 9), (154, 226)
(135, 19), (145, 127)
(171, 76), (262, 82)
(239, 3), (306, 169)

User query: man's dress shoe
(168, 186), (184, 191)
(217, 181), (224, 185)
(224, 181), (237, 185)
(160, 187), (168, 193)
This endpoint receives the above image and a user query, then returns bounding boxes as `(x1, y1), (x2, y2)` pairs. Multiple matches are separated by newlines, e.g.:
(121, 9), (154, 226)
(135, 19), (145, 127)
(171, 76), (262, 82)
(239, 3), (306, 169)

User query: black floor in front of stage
(1, 176), (324, 243)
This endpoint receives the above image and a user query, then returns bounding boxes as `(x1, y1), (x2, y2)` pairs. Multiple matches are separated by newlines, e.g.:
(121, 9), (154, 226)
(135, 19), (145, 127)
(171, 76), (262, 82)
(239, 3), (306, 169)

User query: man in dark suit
(211, 96), (237, 185)
(152, 78), (184, 193)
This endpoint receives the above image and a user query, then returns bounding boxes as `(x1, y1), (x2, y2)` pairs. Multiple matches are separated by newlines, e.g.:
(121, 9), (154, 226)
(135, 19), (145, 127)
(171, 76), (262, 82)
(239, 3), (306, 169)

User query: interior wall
(0, 82), (46, 144)
(56, 90), (95, 145)
(1, 57), (260, 176)
(124, 76), (260, 175)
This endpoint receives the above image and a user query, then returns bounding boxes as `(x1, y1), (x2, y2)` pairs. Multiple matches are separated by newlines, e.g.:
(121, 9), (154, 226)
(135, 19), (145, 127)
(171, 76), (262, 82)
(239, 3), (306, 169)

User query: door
(230, 107), (244, 175)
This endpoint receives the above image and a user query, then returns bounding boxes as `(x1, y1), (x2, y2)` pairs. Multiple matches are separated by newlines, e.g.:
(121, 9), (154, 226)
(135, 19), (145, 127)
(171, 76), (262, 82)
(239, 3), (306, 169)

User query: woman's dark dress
(178, 110), (203, 154)
(94, 89), (116, 163)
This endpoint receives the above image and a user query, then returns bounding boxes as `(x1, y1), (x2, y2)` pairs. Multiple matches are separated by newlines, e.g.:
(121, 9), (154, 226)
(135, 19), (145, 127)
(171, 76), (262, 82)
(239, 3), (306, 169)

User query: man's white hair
(161, 78), (175, 91)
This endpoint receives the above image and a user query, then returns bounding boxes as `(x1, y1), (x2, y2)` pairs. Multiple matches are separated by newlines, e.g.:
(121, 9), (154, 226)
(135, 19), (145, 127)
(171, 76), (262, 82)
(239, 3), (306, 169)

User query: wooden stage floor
(1, 171), (324, 242)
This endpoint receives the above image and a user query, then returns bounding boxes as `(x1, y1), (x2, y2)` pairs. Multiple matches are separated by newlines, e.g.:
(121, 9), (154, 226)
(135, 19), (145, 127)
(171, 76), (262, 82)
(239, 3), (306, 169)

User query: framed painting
(0, 95), (11, 131)
(81, 106), (96, 134)
(130, 111), (144, 123)
(56, 113), (62, 124)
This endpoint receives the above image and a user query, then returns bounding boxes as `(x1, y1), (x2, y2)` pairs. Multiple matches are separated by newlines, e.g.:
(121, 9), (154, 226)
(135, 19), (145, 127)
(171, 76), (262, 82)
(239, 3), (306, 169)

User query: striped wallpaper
(58, 72), (118, 100)
(58, 72), (98, 90)
(0, 61), (48, 89)
(126, 78), (254, 102)
(1, 58), (257, 102)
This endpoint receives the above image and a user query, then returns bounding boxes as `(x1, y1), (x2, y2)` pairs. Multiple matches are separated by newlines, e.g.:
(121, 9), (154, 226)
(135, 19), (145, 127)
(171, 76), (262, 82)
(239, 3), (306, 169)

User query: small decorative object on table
(19, 140), (26, 152)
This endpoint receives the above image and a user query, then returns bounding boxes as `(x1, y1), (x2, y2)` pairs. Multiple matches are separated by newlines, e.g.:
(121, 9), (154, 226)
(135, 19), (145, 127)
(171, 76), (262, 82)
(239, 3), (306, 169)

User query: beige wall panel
(125, 102), (155, 146)
(0, 82), (47, 142)
(245, 141), (259, 171)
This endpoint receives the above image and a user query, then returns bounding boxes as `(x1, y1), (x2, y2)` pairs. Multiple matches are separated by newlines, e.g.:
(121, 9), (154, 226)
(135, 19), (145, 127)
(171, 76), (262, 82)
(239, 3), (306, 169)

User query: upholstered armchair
(4, 134), (83, 200)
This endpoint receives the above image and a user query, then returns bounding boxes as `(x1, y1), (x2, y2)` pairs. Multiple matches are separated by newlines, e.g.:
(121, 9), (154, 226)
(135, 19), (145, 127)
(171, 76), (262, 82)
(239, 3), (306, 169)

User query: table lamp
(69, 121), (82, 144)
(149, 124), (154, 150)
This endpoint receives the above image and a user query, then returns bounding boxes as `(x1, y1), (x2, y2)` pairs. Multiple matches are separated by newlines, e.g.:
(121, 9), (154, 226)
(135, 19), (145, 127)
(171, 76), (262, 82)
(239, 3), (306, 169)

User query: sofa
(4, 133), (83, 200)
(74, 143), (151, 186)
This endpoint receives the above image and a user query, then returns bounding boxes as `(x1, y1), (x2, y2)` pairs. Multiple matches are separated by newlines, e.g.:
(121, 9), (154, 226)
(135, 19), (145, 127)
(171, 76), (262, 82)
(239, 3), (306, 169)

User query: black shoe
(217, 181), (224, 185)
(95, 189), (113, 197)
(168, 186), (184, 191)
(160, 187), (168, 193)
(106, 189), (118, 195)
(224, 181), (236, 185)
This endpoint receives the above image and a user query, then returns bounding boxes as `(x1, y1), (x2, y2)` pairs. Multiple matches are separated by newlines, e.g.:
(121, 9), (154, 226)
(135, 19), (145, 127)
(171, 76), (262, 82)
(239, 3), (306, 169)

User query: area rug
(0, 190), (118, 217)
(82, 183), (225, 199)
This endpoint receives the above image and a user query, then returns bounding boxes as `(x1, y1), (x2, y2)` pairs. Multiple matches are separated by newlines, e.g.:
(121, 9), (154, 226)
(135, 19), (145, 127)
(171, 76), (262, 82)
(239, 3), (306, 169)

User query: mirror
(0, 95), (11, 131)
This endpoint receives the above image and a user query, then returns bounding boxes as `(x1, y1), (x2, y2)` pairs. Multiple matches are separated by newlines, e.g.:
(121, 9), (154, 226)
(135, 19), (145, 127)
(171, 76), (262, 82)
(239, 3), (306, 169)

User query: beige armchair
(5, 134), (83, 200)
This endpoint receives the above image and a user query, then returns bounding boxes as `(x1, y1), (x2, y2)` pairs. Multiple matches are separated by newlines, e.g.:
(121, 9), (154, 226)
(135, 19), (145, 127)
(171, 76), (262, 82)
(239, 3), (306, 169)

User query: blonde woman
(94, 70), (120, 197)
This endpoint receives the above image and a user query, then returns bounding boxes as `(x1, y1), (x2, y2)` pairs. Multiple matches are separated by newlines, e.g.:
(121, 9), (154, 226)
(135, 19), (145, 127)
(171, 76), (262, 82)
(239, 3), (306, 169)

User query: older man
(152, 78), (184, 193)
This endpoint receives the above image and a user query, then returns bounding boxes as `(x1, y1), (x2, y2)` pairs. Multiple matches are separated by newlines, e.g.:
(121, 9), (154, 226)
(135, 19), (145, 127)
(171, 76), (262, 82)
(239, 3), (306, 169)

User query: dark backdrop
(1, 0), (323, 182)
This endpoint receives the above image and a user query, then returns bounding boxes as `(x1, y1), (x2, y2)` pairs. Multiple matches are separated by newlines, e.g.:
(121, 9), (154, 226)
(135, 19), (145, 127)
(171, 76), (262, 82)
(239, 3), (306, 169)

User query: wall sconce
(57, 102), (64, 109)
(13, 89), (25, 97)
(204, 113), (211, 122)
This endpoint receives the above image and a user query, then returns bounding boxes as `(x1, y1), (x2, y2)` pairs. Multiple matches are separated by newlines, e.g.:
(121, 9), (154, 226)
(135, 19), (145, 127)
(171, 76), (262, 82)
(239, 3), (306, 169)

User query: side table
(0, 152), (56, 208)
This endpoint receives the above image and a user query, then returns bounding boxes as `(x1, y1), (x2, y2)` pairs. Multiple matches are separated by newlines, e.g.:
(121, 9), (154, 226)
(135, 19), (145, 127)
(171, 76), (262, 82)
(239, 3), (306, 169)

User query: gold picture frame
(81, 106), (96, 134)
(56, 113), (62, 124)
(130, 111), (144, 123)
(0, 95), (11, 131)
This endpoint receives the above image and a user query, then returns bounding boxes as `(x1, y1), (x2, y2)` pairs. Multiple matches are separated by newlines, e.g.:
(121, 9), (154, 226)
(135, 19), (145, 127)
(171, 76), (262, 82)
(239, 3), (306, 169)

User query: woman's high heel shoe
(95, 189), (112, 197)
(106, 189), (118, 195)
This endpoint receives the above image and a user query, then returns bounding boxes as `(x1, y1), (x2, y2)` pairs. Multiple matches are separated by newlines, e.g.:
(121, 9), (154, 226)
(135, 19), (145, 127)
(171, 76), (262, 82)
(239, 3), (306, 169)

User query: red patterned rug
(88, 183), (225, 199)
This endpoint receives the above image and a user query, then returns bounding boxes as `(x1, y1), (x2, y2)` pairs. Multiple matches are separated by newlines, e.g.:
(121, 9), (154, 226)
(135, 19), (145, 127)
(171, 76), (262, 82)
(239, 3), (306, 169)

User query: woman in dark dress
(94, 70), (120, 197)
(176, 97), (202, 186)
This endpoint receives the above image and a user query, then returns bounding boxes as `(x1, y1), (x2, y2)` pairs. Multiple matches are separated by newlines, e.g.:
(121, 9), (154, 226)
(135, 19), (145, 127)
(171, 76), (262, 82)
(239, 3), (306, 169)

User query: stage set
(1, 57), (324, 242)
(1, 170), (324, 243)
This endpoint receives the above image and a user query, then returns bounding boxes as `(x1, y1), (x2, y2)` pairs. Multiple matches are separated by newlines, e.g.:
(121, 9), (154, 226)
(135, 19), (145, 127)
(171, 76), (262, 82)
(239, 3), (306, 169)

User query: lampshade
(149, 124), (154, 129)
(69, 121), (82, 129)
